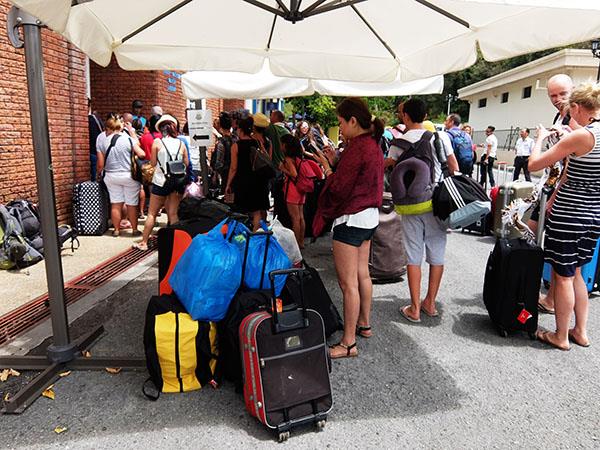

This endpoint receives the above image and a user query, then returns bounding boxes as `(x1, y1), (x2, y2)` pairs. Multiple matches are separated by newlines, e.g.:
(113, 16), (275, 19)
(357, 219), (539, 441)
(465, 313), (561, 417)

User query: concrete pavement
(0, 230), (599, 449)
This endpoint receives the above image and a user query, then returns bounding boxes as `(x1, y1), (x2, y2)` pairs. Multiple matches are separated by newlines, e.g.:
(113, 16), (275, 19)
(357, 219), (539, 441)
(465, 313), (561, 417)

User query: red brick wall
(0, 0), (88, 223)
(90, 59), (188, 127)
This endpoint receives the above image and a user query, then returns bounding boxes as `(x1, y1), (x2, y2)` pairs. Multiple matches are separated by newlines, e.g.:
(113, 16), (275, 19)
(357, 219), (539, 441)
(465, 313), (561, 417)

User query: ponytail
(371, 116), (385, 142)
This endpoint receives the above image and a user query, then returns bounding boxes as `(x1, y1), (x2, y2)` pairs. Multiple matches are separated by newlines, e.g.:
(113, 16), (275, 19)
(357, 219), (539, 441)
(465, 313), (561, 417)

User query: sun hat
(252, 112), (270, 128)
(155, 114), (178, 131)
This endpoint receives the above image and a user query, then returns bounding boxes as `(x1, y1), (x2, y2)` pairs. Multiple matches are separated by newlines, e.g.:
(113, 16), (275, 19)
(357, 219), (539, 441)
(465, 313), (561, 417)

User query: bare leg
(540, 269), (556, 311)
(330, 239), (360, 357)
(137, 194), (166, 247)
(542, 273), (574, 349)
(404, 264), (422, 321)
(298, 206), (305, 248)
(166, 192), (181, 225)
(571, 267), (590, 346)
(111, 202), (124, 234)
(251, 211), (262, 231)
(126, 205), (139, 232)
(139, 187), (146, 217)
(422, 264), (444, 315)
(287, 203), (303, 249)
(356, 239), (373, 334)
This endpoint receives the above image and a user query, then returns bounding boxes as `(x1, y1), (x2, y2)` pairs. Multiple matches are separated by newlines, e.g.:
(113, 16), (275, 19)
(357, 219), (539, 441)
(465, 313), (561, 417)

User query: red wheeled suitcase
(240, 269), (332, 442)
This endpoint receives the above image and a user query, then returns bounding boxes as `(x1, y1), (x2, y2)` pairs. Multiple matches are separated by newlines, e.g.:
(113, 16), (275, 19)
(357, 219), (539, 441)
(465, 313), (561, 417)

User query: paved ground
(0, 216), (168, 316)
(1, 230), (599, 449)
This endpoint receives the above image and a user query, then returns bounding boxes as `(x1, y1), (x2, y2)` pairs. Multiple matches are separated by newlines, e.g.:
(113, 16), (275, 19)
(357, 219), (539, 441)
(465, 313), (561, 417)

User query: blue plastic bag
(237, 222), (292, 295)
(169, 219), (243, 321)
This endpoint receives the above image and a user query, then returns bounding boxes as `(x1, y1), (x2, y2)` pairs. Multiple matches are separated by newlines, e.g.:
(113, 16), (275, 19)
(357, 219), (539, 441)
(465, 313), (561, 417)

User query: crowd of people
(88, 74), (600, 356)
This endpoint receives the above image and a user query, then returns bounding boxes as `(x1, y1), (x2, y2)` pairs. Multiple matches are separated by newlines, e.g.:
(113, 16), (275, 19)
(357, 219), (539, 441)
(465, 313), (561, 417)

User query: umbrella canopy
(10, 1), (600, 82)
(181, 63), (444, 99)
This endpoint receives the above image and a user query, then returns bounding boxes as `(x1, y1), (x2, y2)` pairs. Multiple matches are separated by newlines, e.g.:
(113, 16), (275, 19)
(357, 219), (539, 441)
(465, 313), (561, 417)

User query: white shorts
(401, 211), (447, 266)
(104, 172), (141, 206)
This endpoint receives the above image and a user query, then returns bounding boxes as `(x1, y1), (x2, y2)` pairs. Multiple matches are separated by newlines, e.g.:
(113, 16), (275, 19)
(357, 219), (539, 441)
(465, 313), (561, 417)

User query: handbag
(250, 142), (276, 179)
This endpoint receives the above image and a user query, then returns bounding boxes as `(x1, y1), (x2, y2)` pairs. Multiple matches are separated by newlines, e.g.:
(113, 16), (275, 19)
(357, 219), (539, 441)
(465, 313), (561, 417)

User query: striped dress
(544, 122), (600, 277)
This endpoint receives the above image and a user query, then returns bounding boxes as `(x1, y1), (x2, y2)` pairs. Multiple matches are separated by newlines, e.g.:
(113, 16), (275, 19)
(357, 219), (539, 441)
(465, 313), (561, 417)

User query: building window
(501, 92), (509, 103)
(522, 86), (532, 99)
(478, 98), (487, 108)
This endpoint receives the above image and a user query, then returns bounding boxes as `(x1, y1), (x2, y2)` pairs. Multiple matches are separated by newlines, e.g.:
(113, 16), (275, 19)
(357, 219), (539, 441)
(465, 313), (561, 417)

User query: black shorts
(151, 182), (184, 197)
(332, 223), (377, 247)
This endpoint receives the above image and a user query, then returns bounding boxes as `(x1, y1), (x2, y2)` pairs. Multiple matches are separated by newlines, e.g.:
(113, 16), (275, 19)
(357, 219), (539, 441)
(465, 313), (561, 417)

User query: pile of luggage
(0, 199), (78, 270)
(143, 198), (342, 441)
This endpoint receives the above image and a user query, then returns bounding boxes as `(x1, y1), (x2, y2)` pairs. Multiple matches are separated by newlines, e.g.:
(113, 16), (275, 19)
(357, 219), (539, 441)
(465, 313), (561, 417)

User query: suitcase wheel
(278, 431), (291, 442)
(497, 327), (508, 338)
(528, 331), (537, 341)
(316, 419), (327, 430)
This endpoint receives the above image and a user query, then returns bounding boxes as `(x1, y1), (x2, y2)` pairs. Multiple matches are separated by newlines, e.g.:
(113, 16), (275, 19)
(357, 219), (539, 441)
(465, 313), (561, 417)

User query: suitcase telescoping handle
(239, 229), (273, 290)
(535, 186), (552, 246)
(269, 268), (309, 334)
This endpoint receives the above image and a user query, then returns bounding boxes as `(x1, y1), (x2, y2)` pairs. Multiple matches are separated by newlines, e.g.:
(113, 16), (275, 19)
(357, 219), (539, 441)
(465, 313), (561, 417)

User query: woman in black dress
(225, 116), (270, 230)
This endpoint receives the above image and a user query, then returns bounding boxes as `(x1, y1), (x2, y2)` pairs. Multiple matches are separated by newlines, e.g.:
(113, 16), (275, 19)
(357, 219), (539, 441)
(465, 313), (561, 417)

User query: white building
(458, 49), (598, 144)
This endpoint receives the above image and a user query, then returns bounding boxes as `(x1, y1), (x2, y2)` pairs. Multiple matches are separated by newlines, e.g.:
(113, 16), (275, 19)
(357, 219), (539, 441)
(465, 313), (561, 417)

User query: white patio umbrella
(181, 62), (444, 99)
(10, 0), (600, 82)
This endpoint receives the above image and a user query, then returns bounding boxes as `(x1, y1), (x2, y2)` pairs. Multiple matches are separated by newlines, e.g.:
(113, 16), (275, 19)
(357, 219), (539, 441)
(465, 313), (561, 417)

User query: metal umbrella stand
(0, 8), (145, 415)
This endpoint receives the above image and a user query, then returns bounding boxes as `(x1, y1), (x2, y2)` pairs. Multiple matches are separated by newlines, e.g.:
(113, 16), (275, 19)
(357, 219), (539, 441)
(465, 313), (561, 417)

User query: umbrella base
(0, 325), (146, 414)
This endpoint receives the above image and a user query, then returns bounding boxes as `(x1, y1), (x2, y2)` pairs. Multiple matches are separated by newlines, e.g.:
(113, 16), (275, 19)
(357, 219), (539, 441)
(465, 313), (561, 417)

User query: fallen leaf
(54, 426), (67, 434)
(58, 371), (71, 378)
(3, 392), (10, 402)
(9, 369), (20, 377)
(105, 367), (122, 375)
(0, 369), (8, 382)
(83, 351), (91, 358)
(42, 388), (55, 400)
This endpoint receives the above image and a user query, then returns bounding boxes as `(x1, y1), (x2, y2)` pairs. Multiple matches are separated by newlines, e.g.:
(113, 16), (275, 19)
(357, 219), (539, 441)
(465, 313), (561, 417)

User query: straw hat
(155, 114), (178, 131)
(252, 112), (270, 128)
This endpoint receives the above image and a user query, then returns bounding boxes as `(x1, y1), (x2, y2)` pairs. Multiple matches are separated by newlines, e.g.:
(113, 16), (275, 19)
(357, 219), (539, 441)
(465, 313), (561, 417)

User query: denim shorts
(332, 223), (377, 247)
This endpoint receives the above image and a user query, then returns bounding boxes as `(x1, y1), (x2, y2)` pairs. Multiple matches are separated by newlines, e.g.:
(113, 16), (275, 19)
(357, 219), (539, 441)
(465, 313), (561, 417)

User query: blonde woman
(529, 82), (600, 351)
(96, 114), (146, 236)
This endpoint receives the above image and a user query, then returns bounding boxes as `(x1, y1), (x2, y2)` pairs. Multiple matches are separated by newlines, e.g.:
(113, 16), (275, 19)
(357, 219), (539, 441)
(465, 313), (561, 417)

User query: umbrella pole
(0, 8), (145, 415)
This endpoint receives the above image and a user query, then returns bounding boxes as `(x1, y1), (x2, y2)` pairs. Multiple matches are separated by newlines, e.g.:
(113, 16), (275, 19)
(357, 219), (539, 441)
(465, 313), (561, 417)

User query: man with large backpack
(386, 99), (458, 323)
(445, 113), (474, 177)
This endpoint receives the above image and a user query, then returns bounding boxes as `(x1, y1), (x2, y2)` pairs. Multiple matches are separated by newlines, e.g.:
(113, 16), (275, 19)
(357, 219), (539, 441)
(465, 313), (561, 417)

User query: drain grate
(0, 236), (157, 346)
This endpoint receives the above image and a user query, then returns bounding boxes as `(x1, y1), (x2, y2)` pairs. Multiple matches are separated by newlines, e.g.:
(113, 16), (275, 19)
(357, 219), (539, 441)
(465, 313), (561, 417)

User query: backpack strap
(433, 132), (450, 179)
(104, 134), (120, 164)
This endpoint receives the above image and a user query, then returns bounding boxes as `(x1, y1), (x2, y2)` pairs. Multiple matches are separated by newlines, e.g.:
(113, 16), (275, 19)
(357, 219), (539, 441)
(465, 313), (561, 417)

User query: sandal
(131, 230), (143, 237)
(132, 242), (148, 251)
(356, 325), (372, 338)
(329, 342), (357, 359)
(536, 330), (570, 351)
(112, 229), (120, 237)
(400, 305), (421, 323)
(420, 305), (439, 317)
(537, 302), (555, 314)
(568, 330), (590, 348)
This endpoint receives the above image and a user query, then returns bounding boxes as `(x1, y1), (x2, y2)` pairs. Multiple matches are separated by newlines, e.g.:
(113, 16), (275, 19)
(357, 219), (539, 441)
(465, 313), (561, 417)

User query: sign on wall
(187, 109), (213, 148)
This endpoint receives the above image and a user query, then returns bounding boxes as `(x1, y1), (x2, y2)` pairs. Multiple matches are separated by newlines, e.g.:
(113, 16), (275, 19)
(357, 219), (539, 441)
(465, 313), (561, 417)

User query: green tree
(286, 93), (338, 129)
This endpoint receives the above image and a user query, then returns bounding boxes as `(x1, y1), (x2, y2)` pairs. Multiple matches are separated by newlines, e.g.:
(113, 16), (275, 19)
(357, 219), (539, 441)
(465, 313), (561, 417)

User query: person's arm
(446, 153), (459, 175)
(180, 141), (189, 167)
(150, 140), (160, 167)
(225, 143), (238, 193)
(96, 151), (105, 178)
(528, 126), (593, 171)
(384, 157), (396, 169)
(279, 157), (298, 179)
(132, 139), (146, 159)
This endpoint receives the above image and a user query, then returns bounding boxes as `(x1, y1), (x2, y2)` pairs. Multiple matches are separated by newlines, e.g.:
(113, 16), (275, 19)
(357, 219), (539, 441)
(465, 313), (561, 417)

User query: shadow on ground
(1, 241), (465, 446)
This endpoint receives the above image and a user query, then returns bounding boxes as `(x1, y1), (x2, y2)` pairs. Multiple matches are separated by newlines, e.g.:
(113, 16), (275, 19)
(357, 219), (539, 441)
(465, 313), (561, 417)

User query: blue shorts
(151, 182), (183, 197)
(332, 223), (377, 247)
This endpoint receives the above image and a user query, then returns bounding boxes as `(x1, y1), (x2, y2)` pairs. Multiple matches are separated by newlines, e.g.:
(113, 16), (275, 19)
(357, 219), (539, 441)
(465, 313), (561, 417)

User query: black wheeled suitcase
(369, 192), (407, 283)
(241, 269), (332, 442)
(482, 187), (547, 338)
(280, 260), (343, 337)
(73, 181), (108, 235)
